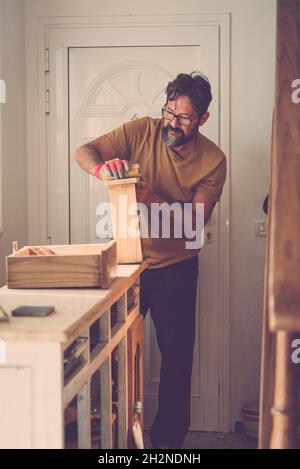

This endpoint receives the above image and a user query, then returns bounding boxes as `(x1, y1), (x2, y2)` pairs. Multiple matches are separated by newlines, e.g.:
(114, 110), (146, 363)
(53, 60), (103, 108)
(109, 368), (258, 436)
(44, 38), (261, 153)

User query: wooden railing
(259, 0), (300, 449)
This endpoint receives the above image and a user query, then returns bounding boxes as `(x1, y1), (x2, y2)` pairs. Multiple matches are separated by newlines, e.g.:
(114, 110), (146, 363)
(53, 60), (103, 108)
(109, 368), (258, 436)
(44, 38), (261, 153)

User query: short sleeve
(104, 118), (149, 160)
(194, 158), (226, 202)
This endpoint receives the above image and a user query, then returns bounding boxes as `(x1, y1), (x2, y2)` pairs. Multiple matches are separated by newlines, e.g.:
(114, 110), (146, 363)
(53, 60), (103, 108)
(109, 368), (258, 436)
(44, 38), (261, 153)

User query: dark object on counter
(263, 195), (269, 215)
(11, 305), (55, 317)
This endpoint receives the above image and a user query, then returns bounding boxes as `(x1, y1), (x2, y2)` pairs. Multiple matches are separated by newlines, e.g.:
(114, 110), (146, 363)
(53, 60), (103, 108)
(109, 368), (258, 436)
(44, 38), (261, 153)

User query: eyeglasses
(161, 105), (200, 126)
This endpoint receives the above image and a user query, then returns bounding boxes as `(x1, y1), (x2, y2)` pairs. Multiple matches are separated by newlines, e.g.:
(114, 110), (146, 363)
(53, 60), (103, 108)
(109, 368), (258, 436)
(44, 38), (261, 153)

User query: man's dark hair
(165, 71), (212, 115)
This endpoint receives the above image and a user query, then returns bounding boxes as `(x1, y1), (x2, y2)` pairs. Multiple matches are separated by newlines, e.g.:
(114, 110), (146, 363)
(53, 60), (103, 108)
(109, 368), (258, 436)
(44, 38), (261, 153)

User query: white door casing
(26, 14), (230, 432)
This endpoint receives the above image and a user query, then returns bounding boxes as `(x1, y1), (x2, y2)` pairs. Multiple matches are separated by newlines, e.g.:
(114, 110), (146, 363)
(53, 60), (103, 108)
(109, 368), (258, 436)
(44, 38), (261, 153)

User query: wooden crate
(6, 241), (117, 289)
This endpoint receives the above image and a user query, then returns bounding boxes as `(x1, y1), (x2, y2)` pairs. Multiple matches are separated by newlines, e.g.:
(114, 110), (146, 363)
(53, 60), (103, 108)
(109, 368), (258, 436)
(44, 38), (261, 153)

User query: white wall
(229, 2), (275, 427)
(0, 0), (27, 286)
(25, 0), (275, 429)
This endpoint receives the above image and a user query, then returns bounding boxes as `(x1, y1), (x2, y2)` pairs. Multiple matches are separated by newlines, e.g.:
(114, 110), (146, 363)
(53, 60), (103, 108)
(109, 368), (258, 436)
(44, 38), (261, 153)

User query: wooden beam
(270, 332), (298, 448)
(269, 0), (300, 331)
(259, 202), (276, 448)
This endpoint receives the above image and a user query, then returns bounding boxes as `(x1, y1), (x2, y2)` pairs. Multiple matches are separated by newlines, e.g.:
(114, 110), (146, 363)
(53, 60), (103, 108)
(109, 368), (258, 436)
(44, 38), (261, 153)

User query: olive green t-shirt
(105, 117), (226, 268)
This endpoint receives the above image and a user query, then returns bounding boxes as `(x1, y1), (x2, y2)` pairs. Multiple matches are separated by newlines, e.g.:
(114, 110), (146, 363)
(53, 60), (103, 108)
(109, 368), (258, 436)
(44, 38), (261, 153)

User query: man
(74, 72), (226, 449)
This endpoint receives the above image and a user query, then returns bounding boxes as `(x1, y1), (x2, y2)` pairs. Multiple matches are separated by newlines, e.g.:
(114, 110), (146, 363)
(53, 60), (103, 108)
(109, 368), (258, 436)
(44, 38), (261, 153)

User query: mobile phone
(11, 305), (55, 317)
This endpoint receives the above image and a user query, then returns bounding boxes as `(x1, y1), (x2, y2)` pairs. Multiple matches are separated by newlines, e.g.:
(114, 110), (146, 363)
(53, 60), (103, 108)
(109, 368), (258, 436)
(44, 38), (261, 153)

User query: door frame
(25, 11), (231, 431)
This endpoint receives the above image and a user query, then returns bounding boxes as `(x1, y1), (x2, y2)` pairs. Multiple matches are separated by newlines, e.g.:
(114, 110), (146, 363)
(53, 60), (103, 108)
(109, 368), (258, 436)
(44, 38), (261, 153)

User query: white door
(47, 19), (228, 431)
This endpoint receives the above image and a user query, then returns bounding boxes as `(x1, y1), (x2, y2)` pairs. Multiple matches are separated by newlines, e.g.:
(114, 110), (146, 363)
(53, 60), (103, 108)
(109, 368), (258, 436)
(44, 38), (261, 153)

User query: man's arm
(191, 190), (217, 226)
(74, 135), (117, 177)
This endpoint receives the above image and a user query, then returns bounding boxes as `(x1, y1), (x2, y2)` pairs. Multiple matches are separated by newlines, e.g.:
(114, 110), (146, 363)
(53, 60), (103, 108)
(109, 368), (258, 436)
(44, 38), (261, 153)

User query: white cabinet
(0, 263), (146, 449)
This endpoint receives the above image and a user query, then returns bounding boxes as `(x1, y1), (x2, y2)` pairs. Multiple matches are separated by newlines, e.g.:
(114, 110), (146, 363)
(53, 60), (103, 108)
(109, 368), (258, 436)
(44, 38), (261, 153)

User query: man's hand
(136, 176), (152, 204)
(95, 158), (130, 179)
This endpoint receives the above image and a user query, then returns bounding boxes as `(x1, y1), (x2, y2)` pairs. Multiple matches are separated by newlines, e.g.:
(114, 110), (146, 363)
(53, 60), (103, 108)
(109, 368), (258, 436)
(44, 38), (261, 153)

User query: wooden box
(6, 241), (117, 289)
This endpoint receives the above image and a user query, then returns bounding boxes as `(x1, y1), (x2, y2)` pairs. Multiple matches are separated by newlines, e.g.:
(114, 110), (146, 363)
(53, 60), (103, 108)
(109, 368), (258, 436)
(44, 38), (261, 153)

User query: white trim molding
(0, 79), (6, 104)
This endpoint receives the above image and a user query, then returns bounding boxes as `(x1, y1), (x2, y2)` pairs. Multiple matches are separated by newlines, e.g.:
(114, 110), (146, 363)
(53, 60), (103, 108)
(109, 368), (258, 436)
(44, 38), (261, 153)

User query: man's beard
(161, 124), (198, 148)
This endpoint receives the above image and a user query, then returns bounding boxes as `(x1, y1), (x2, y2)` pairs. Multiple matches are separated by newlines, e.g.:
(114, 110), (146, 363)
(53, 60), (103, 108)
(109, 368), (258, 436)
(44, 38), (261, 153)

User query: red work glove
(94, 158), (130, 180)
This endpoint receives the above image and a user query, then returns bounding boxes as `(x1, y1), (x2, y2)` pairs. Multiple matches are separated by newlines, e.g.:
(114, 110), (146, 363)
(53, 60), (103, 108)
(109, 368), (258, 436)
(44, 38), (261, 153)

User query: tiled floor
(143, 431), (257, 449)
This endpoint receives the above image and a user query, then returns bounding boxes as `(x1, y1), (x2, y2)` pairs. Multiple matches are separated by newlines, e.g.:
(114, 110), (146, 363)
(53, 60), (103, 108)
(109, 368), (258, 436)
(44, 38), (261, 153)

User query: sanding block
(101, 163), (140, 181)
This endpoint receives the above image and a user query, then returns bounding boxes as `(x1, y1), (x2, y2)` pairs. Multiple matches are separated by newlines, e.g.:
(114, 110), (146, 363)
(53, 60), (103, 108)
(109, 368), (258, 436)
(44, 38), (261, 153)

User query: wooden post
(270, 331), (298, 448)
(104, 178), (143, 264)
(127, 314), (144, 448)
(258, 230), (276, 448)
(259, 114), (276, 449)
(260, 0), (300, 448)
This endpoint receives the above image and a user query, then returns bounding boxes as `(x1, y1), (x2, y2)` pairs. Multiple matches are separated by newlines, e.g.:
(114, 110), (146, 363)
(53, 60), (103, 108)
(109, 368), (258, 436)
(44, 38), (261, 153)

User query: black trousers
(140, 256), (198, 448)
